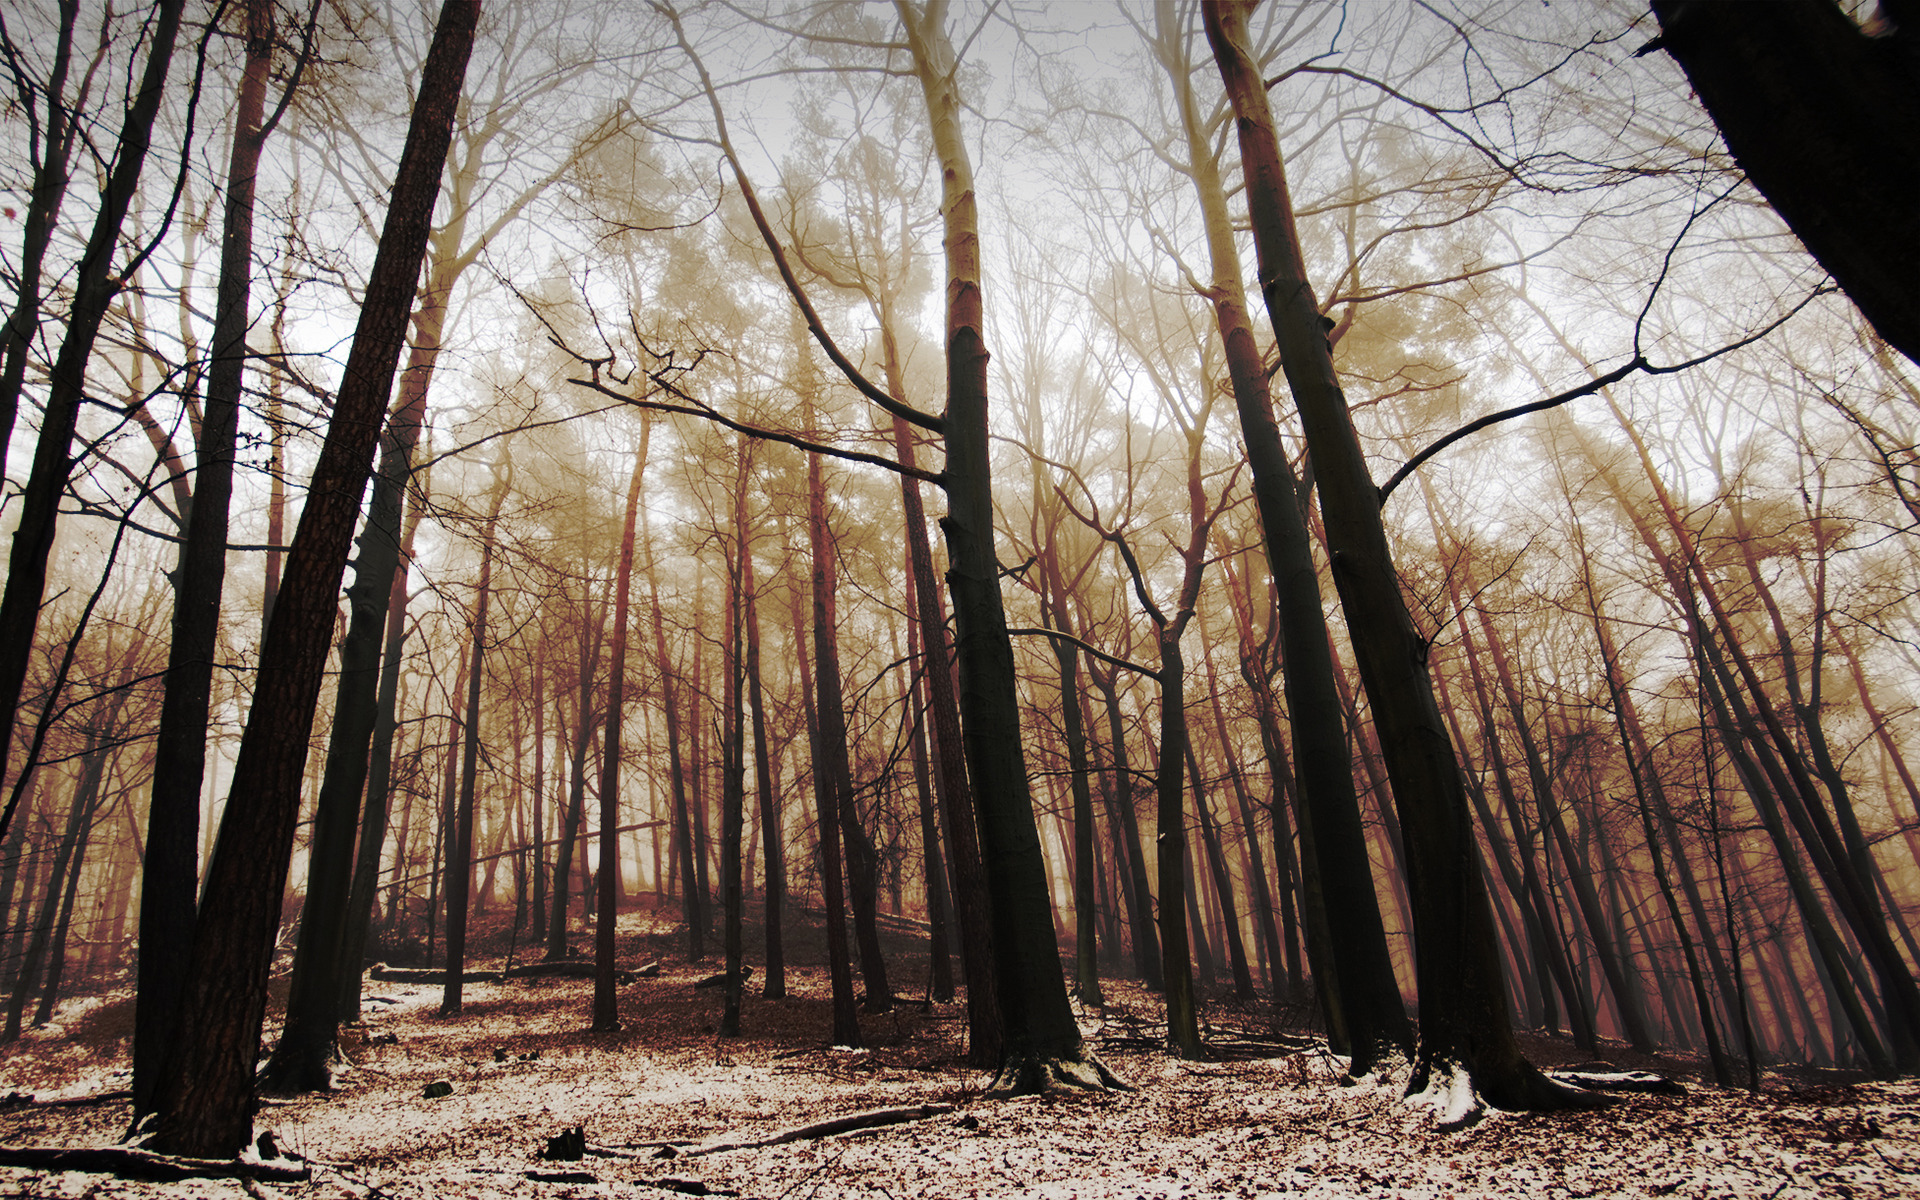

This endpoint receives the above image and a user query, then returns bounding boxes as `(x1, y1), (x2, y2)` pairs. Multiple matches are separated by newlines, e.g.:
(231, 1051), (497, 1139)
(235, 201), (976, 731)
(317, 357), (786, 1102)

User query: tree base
(987, 1045), (1129, 1095)
(257, 1037), (346, 1096)
(1406, 1058), (1611, 1129)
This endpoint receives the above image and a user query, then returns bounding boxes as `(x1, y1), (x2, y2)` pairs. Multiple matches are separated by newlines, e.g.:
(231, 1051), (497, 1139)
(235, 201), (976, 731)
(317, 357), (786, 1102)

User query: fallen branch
(503, 960), (643, 983)
(686, 1102), (956, 1156)
(0, 1145), (310, 1183)
(367, 965), (501, 985)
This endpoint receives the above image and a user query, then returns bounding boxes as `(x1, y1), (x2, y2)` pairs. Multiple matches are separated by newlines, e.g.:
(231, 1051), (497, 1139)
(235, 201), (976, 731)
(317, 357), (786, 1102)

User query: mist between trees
(0, 0), (1916, 1154)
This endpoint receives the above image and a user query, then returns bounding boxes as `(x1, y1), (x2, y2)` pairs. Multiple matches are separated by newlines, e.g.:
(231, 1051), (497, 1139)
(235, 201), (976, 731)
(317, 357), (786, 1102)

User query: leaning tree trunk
(145, 2), (477, 1157)
(1648, 0), (1920, 366)
(1204, 0), (1586, 1117)
(0, 0), (83, 470)
(743, 514), (784, 999)
(134, 0), (270, 1113)
(719, 436), (748, 1036)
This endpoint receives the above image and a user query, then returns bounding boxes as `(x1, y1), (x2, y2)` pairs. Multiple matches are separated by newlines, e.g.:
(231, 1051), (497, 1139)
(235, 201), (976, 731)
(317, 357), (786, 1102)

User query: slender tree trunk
(0, 0), (183, 815)
(440, 463), (508, 1014)
(593, 446), (646, 1030)
(744, 518), (784, 999)
(0, 0), (83, 469)
(335, 474), (428, 1022)
(719, 437), (748, 1036)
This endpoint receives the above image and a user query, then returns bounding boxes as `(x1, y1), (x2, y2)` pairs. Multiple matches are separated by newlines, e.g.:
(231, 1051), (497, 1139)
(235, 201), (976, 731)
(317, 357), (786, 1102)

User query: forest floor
(0, 900), (1915, 1198)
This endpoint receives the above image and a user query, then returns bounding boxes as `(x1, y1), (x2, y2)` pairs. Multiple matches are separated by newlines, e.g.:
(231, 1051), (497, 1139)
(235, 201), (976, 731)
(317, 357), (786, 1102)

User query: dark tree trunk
(744, 516), (784, 999)
(0, 0), (82, 470)
(719, 438), (748, 1036)
(595, 446), (647, 1031)
(1205, 0), (1584, 1116)
(1088, 666), (1161, 987)
(1648, 0), (1920, 365)
(549, 593), (607, 961)
(336, 472), (428, 1022)
(897, 0), (1113, 1092)
(134, 0), (270, 1113)
(442, 463), (509, 1015)
(146, 2), (476, 1156)
(0, 0), (182, 831)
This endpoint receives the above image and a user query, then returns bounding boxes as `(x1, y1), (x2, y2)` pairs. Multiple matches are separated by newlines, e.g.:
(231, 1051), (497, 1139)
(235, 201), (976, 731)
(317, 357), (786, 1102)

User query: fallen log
(0, 1145), (310, 1183)
(686, 1102), (956, 1156)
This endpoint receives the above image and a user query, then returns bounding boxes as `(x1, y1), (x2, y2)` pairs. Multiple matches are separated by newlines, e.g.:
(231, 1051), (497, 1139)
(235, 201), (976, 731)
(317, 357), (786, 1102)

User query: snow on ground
(1, 912), (1914, 1198)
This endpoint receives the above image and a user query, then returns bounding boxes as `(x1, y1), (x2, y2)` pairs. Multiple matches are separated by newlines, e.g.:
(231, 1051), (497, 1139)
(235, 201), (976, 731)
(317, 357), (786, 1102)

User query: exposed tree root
(1546, 1068), (1686, 1096)
(988, 1046), (1131, 1095)
(1407, 1059), (1612, 1130)
(0, 1145), (309, 1183)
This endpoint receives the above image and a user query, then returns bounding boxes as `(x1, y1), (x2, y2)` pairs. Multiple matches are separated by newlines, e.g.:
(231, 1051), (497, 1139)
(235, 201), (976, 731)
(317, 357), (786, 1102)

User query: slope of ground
(1, 902), (1914, 1198)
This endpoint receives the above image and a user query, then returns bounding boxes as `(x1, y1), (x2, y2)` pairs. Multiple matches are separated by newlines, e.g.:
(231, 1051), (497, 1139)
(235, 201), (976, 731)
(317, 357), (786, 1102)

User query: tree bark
(0, 0), (183, 833)
(1648, 0), (1920, 365)
(146, 2), (476, 1155)
(134, 0), (271, 1112)
(897, 0), (1113, 1092)
(1205, 0), (1584, 1116)
(594, 445), (647, 1031)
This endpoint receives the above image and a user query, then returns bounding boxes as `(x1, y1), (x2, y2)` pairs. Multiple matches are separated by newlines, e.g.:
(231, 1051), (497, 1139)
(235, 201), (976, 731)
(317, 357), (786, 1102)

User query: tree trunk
(146, 2), (475, 1157)
(335, 474), (428, 1023)
(719, 437), (748, 1036)
(441, 460), (509, 1015)
(896, 0), (1112, 1092)
(0, 0), (83, 470)
(1205, 0), (1582, 1116)
(1648, 0), (1920, 365)
(594, 445), (646, 1030)
(134, 0), (270, 1113)
(744, 512), (784, 1000)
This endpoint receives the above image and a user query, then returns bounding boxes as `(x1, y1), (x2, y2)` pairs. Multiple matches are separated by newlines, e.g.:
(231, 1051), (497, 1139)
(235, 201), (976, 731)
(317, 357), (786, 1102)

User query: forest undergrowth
(0, 900), (1913, 1199)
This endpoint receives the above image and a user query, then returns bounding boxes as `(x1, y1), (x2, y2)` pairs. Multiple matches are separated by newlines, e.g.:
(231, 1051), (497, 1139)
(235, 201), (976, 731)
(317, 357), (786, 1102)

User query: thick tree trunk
(135, 0), (270, 1112)
(897, 0), (1113, 1092)
(1205, 0), (1583, 1116)
(1648, 0), (1920, 365)
(146, 3), (475, 1157)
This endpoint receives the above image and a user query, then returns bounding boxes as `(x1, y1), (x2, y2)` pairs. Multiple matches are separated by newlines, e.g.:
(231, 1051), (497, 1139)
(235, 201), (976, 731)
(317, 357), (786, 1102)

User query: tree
(1203, 0), (1594, 1120)
(1645, 0), (1920, 365)
(145, 0), (478, 1156)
